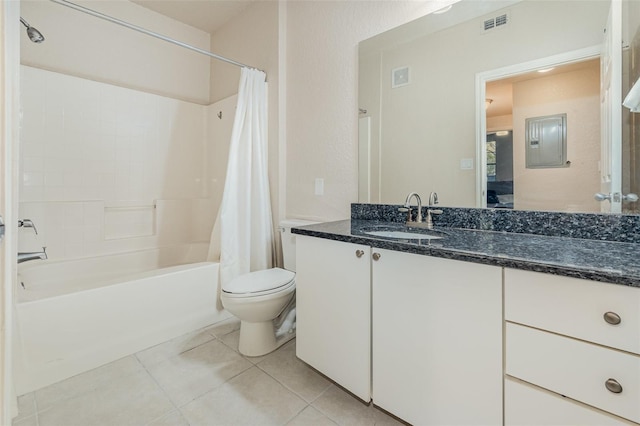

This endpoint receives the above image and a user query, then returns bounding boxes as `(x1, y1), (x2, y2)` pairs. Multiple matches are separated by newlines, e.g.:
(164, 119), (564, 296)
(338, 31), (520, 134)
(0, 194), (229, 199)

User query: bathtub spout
(18, 247), (47, 264)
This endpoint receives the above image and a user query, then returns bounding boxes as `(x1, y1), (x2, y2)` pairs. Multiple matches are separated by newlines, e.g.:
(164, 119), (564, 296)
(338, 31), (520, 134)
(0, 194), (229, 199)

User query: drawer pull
(372, 252), (381, 261)
(603, 311), (622, 325)
(605, 378), (623, 394)
(355, 250), (364, 258)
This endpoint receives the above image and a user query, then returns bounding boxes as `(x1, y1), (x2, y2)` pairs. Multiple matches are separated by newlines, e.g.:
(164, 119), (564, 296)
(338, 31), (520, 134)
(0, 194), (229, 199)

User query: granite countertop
(292, 219), (640, 288)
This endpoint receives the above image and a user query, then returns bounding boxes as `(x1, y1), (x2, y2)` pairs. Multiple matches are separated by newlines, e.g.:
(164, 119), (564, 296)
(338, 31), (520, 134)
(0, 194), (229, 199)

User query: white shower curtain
(209, 67), (275, 290)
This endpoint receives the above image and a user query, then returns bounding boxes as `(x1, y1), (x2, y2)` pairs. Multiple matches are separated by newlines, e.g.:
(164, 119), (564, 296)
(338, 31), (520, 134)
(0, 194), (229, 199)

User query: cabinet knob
(603, 311), (622, 325)
(355, 250), (364, 258)
(605, 378), (623, 394)
(372, 252), (381, 261)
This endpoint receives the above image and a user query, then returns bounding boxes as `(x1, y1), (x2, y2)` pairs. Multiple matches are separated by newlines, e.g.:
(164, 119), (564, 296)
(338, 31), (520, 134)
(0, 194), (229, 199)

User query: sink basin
(364, 230), (443, 240)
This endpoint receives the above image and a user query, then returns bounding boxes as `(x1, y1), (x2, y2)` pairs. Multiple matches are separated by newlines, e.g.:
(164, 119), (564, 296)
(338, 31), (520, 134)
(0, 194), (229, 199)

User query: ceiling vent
(482, 12), (510, 33)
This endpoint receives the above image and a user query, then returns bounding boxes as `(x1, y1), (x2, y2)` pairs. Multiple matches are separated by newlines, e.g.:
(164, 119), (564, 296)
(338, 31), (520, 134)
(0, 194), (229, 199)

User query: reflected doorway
(483, 56), (602, 212)
(486, 131), (514, 209)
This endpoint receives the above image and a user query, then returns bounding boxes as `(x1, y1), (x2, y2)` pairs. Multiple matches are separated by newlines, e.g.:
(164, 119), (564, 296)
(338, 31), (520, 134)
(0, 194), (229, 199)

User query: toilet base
(238, 320), (296, 357)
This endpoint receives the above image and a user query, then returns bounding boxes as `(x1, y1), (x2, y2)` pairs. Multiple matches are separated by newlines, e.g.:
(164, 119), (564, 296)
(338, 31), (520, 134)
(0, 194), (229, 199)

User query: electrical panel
(525, 114), (568, 168)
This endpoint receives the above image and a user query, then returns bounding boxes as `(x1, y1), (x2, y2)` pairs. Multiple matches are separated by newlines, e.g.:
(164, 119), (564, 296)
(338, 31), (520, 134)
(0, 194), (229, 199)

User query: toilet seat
(222, 267), (295, 298)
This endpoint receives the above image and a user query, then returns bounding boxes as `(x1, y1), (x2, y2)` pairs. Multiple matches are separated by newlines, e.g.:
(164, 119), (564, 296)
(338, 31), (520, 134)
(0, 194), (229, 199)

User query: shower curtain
(209, 68), (275, 291)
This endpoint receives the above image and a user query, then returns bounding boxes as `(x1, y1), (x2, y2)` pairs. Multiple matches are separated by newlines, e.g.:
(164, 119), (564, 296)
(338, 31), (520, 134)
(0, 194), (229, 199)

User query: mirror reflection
(358, 0), (640, 213)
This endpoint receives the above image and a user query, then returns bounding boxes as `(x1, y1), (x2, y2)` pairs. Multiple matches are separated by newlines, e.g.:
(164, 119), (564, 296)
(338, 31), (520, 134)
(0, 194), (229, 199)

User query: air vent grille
(484, 19), (495, 31)
(482, 11), (510, 33)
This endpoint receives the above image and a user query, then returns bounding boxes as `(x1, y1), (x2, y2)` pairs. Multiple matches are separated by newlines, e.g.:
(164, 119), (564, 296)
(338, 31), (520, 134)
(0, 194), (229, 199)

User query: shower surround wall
(19, 66), (228, 259)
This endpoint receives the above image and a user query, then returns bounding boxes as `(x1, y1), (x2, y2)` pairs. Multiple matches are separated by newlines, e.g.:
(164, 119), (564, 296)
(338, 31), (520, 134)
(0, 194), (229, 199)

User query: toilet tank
(279, 219), (319, 272)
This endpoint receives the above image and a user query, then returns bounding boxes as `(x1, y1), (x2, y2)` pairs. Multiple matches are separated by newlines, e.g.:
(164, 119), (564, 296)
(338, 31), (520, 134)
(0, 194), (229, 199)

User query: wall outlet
(315, 178), (324, 195)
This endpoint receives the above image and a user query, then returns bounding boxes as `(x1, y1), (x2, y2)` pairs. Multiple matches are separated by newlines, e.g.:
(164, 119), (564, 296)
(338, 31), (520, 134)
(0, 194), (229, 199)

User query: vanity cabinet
(372, 248), (503, 425)
(295, 235), (503, 422)
(505, 269), (640, 425)
(295, 235), (372, 402)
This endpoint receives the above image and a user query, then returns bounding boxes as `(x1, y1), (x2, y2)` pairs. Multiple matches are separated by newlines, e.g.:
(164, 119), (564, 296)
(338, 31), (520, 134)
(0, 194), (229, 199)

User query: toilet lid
(222, 267), (295, 295)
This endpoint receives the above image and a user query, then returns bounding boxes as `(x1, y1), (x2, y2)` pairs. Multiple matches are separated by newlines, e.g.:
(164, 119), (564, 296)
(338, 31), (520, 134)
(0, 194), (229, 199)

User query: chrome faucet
(428, 192), (439, 207)
(424, 191), (443, 229)
(18, 247), (47, 264)
(18, 219), (38, 235)
(402, 192), (423, 223)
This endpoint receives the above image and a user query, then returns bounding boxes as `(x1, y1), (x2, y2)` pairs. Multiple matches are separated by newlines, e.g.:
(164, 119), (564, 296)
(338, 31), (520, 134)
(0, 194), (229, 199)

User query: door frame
(475, 45), (602, 208)
(1, 0), (20, 422)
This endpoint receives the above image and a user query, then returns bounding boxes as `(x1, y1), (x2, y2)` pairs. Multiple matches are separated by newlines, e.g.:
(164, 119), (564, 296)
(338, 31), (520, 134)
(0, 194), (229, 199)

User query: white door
(600, 0), (623, 212)
(1, 1), (20, 422)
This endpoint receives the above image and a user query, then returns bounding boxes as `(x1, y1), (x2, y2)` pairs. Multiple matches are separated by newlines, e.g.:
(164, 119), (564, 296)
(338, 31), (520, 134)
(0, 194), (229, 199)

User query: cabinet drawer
(505, 268), (640, 354)
(505, 377), (637, 425)
(506, 323), (640, 423)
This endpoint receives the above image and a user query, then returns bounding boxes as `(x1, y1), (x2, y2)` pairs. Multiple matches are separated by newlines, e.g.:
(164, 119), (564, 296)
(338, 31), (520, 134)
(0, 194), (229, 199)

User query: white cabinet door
(372, 249), (502, 425)
(506, 377), (636, 426)
(295, 236), (371, 401)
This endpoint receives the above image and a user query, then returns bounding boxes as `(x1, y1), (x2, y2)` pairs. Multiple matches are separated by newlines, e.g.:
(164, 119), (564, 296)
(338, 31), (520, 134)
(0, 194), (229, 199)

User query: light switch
(315, 178), (324, 195)
(460, 158), (474, 170)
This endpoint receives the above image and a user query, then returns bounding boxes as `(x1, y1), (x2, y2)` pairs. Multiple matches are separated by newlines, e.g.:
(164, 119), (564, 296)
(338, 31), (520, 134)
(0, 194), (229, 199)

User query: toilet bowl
(220, 219), (316, 357)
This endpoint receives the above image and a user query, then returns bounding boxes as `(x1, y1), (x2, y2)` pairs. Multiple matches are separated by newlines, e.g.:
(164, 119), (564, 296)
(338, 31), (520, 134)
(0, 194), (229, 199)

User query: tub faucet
(18, 247), (47, 264)
(402, 192), (423, 223)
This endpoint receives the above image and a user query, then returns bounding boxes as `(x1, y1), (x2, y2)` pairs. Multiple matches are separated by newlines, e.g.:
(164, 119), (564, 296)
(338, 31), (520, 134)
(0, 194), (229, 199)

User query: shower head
(20, 17), (45, 43)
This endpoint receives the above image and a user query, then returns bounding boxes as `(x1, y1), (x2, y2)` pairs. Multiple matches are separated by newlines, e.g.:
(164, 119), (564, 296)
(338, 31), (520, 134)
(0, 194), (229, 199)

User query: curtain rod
(49, 0), (265, 74)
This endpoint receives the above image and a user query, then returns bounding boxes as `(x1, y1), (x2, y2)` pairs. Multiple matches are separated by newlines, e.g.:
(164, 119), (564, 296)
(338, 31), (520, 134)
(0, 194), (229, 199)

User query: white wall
(20, 0), (211, 104)
(285, 1), (444, 221)
(18, 66), (213, 259)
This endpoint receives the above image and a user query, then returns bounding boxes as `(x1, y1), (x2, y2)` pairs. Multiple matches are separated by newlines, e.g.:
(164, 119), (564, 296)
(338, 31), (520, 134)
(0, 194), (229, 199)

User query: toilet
(220, 219), (316, 357)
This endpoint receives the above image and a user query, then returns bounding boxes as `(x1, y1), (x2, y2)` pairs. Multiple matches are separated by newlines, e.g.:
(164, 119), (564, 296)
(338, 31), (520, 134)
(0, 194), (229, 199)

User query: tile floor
(12, 318), (404, 426)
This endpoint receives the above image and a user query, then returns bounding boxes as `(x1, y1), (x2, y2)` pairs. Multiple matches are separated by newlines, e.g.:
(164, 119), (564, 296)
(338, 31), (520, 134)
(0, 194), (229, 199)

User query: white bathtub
(13, 243), (229, 394)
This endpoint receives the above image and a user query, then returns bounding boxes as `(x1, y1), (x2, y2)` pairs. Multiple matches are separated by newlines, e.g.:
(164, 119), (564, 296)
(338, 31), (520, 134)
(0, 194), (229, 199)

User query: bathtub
(13, 243), (229, 395)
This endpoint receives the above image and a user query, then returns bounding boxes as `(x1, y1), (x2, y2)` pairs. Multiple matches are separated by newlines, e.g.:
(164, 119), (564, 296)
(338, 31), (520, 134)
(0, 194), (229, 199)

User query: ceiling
(486, 58), (600, 118)
(131, 0), (255, 34)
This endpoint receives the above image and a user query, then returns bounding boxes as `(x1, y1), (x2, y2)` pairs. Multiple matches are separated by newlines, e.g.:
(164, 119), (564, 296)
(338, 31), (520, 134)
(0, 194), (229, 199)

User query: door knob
(623, 193), (639, 202)
(372, 252), (381, 261)
(594, 193), (612, 202)
(355, 249), (364, 258)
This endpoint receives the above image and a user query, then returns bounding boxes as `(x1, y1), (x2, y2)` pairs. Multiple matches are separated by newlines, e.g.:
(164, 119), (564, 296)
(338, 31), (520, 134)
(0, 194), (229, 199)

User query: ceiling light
(496, 131), (509, 136)
(538, 68), (555, 73)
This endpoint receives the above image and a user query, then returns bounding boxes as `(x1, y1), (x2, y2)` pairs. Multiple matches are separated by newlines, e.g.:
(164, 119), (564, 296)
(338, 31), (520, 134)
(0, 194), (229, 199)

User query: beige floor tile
(37, 369), (174, 426)
(286, 405), (337, 426)
(205, 316), (241, 338)
(136, 327), (216, 368)
(219, 330), (268, 364)
(35, 355), (144, 411)
(312, 385), (375, 426)
(181, 366), (307, 426)
(145, 339), (252, 407)
(372, 407), (407, 426)
(12, 414), (38, 426)
(147, 409), (190, 426)
(14, 393), (37, 422)
(258, 341), (332, 403)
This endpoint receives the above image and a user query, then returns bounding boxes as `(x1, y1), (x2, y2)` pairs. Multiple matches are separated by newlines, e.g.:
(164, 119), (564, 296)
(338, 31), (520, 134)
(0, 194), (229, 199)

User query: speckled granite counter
(292, 219), (640, 288)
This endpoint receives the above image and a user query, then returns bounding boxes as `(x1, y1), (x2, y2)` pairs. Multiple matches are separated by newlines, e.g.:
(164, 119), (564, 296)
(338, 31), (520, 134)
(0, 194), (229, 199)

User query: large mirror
(359, 0), (640, 213)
